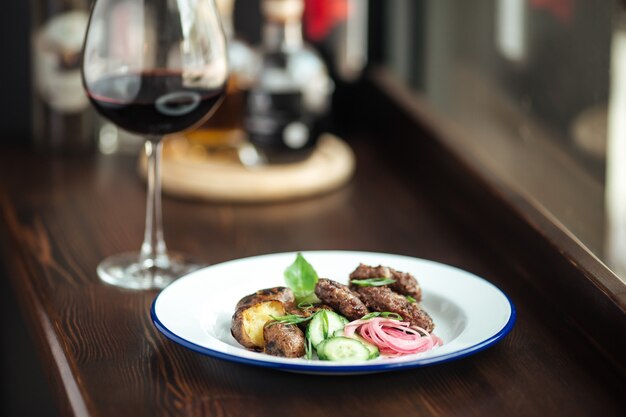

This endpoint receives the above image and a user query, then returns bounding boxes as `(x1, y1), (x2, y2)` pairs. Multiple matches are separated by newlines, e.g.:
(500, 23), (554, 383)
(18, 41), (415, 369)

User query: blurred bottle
(184, 0), (258, 150)
(244, 0), (333, 163)
(31, 0), (94, 152)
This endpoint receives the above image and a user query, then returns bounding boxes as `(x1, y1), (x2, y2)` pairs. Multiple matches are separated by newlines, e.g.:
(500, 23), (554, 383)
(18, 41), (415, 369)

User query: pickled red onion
(343, 317), (442, 357)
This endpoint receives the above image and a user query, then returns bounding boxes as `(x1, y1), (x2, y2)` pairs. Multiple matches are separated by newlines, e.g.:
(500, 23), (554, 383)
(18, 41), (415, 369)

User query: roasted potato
(236, 287), (295, 310)
(263, 322), (306, 358)
(231, 300), (286, 349)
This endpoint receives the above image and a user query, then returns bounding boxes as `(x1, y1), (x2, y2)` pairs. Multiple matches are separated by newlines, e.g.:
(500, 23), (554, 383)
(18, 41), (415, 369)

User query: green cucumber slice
(333, 329), (379, 359)
(306, 310), (348, 348)
(316, 337), (372, 362)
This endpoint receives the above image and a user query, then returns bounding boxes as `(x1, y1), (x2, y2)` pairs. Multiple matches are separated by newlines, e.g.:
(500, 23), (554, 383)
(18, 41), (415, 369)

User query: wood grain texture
(0, 142), (625, 417)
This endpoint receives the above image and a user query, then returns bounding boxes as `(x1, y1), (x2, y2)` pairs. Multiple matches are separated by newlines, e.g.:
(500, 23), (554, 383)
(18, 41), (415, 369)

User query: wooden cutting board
(139, 133), (356, 202)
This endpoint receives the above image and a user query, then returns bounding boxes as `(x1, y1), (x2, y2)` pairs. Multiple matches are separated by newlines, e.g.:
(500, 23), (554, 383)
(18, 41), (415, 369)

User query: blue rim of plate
(150, 257), (517, 374)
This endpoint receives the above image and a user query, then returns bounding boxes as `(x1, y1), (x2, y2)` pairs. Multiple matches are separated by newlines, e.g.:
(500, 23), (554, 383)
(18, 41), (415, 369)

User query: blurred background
(1, 0), (624, 415)
(4, 0), (620, 275)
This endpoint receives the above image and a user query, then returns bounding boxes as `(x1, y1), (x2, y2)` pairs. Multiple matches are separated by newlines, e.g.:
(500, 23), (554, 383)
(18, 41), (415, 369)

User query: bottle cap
(262, 0), (304, 22)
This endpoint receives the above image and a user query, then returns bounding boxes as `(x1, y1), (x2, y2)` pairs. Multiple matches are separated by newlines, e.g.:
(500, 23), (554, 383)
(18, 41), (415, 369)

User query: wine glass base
(97, 252), (204, 290)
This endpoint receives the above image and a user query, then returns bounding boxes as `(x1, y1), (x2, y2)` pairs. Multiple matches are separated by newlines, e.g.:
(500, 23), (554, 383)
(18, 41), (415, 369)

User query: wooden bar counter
(1, 135), (625, 417)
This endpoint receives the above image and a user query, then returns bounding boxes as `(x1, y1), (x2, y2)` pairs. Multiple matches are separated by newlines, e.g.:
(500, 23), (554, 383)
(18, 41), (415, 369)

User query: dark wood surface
(1, 139), (625, 417)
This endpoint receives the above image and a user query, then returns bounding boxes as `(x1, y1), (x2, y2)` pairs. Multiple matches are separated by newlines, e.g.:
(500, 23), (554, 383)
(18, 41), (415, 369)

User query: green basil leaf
(297, 292), (321, 304)
(284, 253), (319, 302)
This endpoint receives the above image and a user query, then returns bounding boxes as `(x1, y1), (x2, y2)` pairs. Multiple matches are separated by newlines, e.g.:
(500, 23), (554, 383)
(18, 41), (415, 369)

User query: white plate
(151, 251), (516, 374)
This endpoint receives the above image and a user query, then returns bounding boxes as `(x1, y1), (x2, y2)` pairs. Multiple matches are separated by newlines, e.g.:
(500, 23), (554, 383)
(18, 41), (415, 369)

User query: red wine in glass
(82, 0), (228, 289)
(87, 71), (225, 135)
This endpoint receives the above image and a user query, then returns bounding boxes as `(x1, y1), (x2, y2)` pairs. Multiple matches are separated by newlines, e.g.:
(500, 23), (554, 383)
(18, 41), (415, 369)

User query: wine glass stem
(139, 138), (168, 269)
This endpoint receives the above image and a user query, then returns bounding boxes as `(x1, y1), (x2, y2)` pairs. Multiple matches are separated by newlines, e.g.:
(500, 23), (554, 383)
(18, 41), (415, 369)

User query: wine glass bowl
(82, 0), (228, 289)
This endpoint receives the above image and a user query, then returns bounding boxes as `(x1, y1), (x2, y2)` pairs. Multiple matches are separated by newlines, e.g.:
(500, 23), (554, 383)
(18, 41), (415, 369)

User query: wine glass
(82, 0), (228, 289)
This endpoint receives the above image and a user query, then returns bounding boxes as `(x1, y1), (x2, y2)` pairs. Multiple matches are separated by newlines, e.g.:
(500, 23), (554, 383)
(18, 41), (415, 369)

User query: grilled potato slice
(231, 300), (286, 349)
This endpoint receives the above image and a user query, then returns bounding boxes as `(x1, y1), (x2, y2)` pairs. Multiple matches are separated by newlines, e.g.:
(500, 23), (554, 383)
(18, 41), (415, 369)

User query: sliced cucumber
(306, 310), (348, 348)
(356, 336), (380, 359)
(333, 329), (380, 359)
(316, 337), (372, 362)
(316, 339), (328, 360)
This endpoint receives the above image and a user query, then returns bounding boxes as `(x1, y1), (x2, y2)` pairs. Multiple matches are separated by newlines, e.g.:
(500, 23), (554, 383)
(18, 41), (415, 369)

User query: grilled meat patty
(354, 286), (434, 332)
(315, 278), (369, 320)
(236, 287), (295, 310)
(350, 263), (422, 302)
(263, 322), (306, 358)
